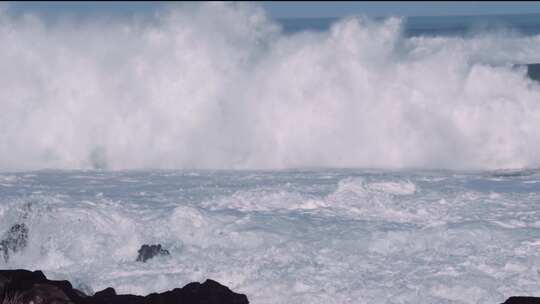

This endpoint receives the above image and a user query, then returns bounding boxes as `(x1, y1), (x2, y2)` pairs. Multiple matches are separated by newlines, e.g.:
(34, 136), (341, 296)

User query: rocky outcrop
(502, 297), (540, 304)
(0, 269), (249, 304)
(0, 223), (28, 262)
(136, 244), (170, 262)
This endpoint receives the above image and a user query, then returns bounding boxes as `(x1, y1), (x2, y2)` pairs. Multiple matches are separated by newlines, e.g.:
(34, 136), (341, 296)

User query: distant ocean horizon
(279, 13), (540, 37)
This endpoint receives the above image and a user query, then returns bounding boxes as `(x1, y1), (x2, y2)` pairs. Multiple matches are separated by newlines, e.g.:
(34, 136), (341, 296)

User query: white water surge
(2, 3), (540, 170)
(2, 4), (540, 303)
(0, 169), (539, 303)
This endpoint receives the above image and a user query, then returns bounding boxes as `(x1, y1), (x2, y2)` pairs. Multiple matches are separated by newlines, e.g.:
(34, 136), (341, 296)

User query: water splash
(2, 3), (540, 170)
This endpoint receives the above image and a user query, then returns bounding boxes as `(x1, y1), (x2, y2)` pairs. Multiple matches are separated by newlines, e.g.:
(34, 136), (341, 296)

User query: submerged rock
(0, 269), (248, 304)
(0, 223), (29, 262)
(136, 244), (170, 262)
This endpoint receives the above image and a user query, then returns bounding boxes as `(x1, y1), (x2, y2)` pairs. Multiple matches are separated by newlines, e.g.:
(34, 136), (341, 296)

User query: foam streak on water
(0, 169), (539, 304)
(2, 3), (540, 170)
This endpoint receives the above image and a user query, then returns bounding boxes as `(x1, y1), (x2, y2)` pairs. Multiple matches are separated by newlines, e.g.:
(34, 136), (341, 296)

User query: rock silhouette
(501, 297), (540, 304)
(136, 244), (170, 262)
(0, 269), (249, 304)
(1, 269), (538, 304)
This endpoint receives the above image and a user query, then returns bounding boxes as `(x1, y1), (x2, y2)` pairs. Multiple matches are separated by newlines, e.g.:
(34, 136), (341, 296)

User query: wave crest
(2, 3), (540, 170)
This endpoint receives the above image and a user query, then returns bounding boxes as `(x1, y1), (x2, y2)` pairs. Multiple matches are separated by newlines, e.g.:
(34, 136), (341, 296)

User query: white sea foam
(1, 3), (540, 170)
(2, 3), (540, 302)
(1, 170), (539, 303)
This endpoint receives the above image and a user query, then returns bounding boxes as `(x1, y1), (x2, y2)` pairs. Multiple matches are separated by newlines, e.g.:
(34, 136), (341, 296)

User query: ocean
(1, 3), (540, 304)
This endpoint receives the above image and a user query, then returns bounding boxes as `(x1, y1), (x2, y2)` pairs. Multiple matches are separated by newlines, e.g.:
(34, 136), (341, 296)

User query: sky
(4, 1), (540, 19)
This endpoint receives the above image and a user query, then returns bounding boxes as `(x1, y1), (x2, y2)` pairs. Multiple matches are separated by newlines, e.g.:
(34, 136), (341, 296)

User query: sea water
(1, 3), (540, 303)
(1, 169), (540, 303)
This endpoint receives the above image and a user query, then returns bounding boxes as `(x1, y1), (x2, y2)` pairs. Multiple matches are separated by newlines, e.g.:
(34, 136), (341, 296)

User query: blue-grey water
(2, 3), (540, 304)
(280, 13), (540, 37)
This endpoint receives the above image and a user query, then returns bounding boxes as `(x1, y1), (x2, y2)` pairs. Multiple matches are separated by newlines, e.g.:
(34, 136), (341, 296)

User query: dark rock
(0, 269), (249, 304)
(502, 297), (540, 304)
(0, 269), (46, 293)
(527, 63), (540, 82)
(84, 293), (144, 304)
(0, 269), (47, 303)
(0, 269), (84, 303)
(0, 223), (29, 262)
(72, 288), (88, 299)
(93, 287), (116, 298)
(136, 244), (170, 262)
(145, 279), (249, 304)
(21, 283), (74, 304)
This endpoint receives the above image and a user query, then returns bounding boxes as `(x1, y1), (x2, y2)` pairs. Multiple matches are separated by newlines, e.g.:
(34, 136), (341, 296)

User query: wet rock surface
(136, 244), (170, 262)
(0, 269), (249, 304)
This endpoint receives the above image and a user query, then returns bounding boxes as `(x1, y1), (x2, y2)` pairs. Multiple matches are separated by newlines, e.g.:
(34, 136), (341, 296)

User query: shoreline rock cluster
(0, 269), (249, 304)
(1, 269), (539, 304)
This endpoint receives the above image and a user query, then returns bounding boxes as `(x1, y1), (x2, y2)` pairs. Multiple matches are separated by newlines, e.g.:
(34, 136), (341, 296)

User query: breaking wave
(2, 2), (540, 171)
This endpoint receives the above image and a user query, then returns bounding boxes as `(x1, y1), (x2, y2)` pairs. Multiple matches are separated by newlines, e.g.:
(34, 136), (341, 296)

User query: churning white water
(2, 3), (540, 171)
(0, 169), (539, 304)
(2, 3), (540, 304)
